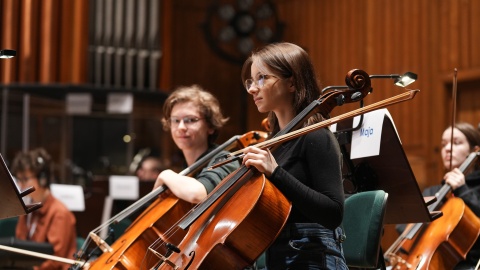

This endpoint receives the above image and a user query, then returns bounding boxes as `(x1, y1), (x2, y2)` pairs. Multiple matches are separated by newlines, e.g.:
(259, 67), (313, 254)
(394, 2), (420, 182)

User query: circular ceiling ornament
(202, 0), (285, 65)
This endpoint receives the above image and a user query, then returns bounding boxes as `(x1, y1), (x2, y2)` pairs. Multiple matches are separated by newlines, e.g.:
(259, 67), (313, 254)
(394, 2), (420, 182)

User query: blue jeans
(263, 223), (348, 270)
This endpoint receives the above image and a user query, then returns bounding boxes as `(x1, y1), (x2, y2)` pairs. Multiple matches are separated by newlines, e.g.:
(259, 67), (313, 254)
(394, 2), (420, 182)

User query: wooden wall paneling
(408, 0), (433, 191)
(58, 0), (74, 82)
(0, 0), (20, 82)
(170, 1), (245, 142)
(426, 2), (447, 186)
(470, 0), (480, 67)
(335, 0), (347, 81)
(71, 0), (89, 83)
(400, 0), (416, 144)
(439, 1), (449, 71)
(158, 0), (173, 91)
(39, 0), (58, 83)
(19, 0), (39, 82)
(459, 0), (470, 67)
(449, 0), (460, 68)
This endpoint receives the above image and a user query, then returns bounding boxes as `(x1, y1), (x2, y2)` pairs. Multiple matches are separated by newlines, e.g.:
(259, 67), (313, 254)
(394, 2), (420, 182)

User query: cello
(384, 151), (480, 269)
(143, 80), (419, 268)
(71, 130), (268, 269)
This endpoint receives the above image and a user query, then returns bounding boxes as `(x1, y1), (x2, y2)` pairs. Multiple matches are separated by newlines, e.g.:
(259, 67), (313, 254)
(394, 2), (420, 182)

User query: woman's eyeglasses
(244, 74), (278, 91)
(169, 116), (202, 128)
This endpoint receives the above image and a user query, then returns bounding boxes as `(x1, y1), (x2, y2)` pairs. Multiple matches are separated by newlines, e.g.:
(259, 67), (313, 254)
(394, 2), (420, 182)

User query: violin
(143, 74), (419, 269)
(385, 151), (480, 269)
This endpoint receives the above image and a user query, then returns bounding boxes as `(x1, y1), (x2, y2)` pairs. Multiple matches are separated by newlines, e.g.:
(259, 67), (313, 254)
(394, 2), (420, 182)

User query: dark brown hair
(241, 42), (322, 136)
(451, 122), (480, 150)
(11, 148), (53, 186)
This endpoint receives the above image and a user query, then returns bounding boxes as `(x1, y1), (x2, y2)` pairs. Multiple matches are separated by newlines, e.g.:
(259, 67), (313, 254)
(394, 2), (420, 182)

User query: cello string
(140, 137), (266, 262)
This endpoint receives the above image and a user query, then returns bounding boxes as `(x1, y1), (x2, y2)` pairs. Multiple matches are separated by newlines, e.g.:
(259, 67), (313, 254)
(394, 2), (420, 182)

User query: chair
(76, 236), (86, 252)
(342, 190), (388, 269)
(0, 216), (18, 238)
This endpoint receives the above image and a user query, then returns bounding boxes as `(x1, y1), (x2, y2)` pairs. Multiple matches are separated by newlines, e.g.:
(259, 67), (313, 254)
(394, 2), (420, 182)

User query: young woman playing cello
(432, 123), (480, 269)
(396, 122), (480, 269)
(241, 42), (348, 269)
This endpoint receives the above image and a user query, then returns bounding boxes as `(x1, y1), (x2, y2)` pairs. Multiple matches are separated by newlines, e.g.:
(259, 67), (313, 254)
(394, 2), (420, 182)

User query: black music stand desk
(335, 109), (435, 224)
(0, 153), (42, 220)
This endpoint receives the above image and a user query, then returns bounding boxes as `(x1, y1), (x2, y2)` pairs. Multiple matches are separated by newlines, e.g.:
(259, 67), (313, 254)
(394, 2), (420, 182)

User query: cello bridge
(88, 232), (113, 253)
(148, 247), (179, 270)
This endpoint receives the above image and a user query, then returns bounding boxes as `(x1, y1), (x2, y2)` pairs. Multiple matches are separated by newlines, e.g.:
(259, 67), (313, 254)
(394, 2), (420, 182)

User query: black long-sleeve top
(269, 128), (345, 230)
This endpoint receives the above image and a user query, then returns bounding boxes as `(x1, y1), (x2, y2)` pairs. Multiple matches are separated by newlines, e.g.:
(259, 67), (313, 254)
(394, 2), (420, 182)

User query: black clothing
(269, 128), (344, 230)
(264, 127), (347, 269)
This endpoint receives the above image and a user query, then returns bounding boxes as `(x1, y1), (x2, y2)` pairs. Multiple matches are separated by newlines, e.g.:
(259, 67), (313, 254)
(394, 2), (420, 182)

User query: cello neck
(428, 151), (479, 211)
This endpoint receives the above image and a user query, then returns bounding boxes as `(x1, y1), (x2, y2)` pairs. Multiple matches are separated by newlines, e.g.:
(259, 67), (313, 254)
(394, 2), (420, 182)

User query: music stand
(0, 153), (42, 219)
(335, 109), (435, 224)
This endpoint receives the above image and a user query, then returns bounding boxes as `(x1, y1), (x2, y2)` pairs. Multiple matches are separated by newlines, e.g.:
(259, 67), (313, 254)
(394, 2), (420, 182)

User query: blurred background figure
(135, 156), (165, 181)
(11, 148), (77, 270)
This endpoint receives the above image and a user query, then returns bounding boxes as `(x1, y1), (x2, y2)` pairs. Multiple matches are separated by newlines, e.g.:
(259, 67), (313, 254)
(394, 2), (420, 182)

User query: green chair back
(0, 216), (18, 237)
(342, 190), (388, 268)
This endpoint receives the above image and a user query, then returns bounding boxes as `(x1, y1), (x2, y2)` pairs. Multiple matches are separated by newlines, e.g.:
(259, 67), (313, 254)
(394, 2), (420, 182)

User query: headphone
(36, 156), (50, 188)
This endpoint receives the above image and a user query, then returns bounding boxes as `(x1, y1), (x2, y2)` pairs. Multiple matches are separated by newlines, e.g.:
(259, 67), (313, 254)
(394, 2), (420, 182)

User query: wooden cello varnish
(388, 197), (480, 269)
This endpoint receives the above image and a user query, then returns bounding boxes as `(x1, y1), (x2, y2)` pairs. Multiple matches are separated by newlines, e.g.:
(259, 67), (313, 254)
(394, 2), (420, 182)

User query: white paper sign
(108, 175), (139, 200)
(107, 93), (133, 114)
(66, 93), (92, 115)
(350, 109), (387, 159)
(50, 184), (85, 212)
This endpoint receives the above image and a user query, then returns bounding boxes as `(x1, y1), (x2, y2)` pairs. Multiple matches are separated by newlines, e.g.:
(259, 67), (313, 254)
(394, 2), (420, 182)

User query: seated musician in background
(397, 122), (480, 270)
(12, 148), (77, 270)
(153, 85), (240, 203)
(136, 156), (165, 181)
(240, 42), (348, 269)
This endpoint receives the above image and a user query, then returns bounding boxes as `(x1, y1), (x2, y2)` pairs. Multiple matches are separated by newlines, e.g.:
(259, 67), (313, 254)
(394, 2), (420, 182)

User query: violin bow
(0, 244), (89, 269)
(449, 68), (458, 171)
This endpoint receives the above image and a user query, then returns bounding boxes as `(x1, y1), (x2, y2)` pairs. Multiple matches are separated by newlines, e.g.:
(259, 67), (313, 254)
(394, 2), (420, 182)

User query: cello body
(387, 197), (480, 270)
(82, 131), (268, 270)
(87, 191), (193, 269)
(146, 170), (291, 270)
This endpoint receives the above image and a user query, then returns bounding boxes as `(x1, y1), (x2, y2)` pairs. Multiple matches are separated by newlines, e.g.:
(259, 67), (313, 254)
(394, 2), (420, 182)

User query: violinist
(153, 84), (240, 203)
(397, 122), (480, 269)
(12, 148), (77, 270)
(241, 42), (348, 269)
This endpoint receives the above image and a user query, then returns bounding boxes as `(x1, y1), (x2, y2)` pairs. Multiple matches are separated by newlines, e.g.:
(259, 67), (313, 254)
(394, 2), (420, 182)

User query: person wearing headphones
(12, 148), (77, 270)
